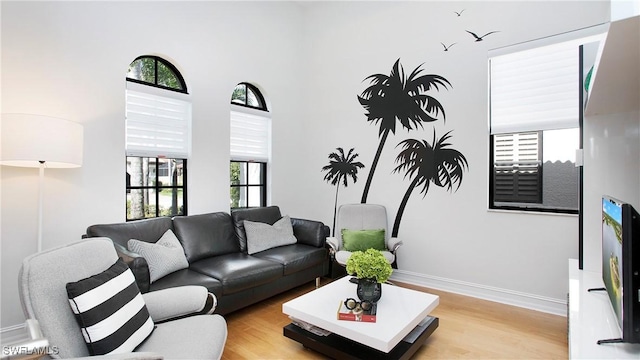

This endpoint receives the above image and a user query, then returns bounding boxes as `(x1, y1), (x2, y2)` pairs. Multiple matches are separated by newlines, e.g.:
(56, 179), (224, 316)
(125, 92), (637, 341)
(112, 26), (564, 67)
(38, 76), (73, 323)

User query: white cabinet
(581, 15), (640, 274)
(568, 259), (640, 358)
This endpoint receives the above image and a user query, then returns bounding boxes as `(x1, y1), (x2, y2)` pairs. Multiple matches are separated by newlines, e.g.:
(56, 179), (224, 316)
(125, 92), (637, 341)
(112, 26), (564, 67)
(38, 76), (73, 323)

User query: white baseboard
(1, 323), (25, 333)
(389, 269), (567, 316)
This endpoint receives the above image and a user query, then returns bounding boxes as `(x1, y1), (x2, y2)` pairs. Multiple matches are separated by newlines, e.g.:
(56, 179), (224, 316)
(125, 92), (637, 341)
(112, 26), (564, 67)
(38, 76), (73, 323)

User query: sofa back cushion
(231, 206), (282, 253)
(86, 217), (174, 248)
(173, 212), (240, 263)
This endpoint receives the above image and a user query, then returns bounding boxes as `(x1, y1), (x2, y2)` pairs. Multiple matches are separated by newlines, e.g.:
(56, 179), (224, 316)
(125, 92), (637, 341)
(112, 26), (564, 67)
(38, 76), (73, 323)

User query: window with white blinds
(488, 27), (605, 213)
(230, 106), (271, 162)
(126, 84), (192, 158)
(490, 41), (579, 135)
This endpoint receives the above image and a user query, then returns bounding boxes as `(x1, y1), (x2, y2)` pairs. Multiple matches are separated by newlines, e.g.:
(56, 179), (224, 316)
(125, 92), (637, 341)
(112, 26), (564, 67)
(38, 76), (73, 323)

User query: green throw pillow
(341, 229), (386, 252)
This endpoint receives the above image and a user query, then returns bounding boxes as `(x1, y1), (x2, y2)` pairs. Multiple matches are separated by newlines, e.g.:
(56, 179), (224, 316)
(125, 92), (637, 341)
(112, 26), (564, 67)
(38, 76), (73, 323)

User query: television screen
(602, 196), (624, 328)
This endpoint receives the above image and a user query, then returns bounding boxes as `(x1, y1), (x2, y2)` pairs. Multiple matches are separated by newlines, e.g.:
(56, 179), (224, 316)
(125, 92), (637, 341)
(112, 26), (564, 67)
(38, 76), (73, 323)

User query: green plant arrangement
(346, 248), (393, 283)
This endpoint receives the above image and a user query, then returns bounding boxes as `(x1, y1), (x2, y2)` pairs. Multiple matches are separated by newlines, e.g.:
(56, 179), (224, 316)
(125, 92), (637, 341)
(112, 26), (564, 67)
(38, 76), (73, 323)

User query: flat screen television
(600, 195), (640, 343)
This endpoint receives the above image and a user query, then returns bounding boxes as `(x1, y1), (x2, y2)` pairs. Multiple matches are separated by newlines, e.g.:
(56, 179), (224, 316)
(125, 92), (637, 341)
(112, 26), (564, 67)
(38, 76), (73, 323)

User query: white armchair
(326, 204), (403, 268)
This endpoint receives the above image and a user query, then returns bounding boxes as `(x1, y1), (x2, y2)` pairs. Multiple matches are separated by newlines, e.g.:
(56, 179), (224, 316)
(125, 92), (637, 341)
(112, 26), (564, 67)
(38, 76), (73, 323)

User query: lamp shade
(1, 113), (83, 168)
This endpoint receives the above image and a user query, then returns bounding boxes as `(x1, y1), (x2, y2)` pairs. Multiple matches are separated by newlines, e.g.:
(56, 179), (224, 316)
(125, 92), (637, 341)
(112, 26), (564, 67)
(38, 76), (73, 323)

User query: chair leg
(315, 277), (321, 288)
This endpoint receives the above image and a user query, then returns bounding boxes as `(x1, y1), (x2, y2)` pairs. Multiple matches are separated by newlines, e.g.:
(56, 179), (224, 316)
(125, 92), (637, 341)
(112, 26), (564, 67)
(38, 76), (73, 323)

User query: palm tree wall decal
(392, 130), (468, 237)
(358, 58), (451, 204)
(321, 147), (365, 236)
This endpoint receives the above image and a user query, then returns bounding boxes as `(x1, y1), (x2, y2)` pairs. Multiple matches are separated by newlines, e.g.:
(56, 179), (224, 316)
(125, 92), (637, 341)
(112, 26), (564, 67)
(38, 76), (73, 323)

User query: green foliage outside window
(126, 56), (185, 92)
(231, 83), (266, 109)
(157, 62), (180, 89)
(231, 86), (246, 104)
(230, 162), (241, 208)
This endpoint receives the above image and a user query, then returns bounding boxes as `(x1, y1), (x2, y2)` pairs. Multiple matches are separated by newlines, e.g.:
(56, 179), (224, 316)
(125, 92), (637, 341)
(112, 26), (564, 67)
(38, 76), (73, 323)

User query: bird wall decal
(441, 42), (456, 51)
(454, 9), (465, 16)
(466, 30), (500, 42)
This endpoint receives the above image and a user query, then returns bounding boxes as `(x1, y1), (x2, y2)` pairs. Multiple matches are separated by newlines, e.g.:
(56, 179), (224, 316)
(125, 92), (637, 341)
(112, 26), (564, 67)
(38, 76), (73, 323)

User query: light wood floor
(221, 278), (568, 359)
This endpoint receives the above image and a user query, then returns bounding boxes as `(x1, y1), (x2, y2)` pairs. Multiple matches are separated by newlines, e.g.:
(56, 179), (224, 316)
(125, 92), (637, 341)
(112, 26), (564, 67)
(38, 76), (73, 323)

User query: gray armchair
(326, 204), (403, 269)
(19, 237), (227, 359)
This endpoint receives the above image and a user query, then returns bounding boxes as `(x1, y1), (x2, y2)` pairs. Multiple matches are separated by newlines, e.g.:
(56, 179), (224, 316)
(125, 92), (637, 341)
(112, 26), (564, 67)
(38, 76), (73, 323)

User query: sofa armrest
(111, 241), (151, 293)
(291, 218), (330, 248)
(388, 237), (403, 254)
(142, 286), (217, 322)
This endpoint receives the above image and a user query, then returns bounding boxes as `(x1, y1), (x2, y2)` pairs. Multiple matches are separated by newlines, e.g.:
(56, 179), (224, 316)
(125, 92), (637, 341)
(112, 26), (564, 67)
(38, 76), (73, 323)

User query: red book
(336, 300), (377, 323)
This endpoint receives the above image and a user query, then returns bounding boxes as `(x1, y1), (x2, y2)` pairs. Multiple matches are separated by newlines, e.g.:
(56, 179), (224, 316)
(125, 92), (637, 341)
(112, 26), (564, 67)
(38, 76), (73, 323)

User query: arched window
(231, 82), (267, 110)
(125, 55), (191, 220)
(127, 55), (187, 93)
(230, 83), (270, 208)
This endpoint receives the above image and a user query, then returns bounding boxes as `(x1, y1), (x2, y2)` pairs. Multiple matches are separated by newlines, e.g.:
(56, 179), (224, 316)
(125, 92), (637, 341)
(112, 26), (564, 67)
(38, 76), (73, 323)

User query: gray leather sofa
(85, 206), (330, 315)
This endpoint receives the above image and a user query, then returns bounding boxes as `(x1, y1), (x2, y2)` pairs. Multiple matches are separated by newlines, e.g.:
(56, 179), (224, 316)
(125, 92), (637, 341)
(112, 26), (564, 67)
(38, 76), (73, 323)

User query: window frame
(230, 160), (267, 209)
(488, 40), (588, 214)
(231, 82), (267, 111)
(125, 55), (190, 220)
(489, 129), (580, 215)
(126, 157), (188, 221)
(230, 82), (270, 209)
(126, 55), (188, 94)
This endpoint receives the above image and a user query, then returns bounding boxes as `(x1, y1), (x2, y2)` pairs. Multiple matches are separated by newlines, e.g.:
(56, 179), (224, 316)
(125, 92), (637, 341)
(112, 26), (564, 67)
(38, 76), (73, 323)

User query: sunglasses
(344, 297), (374, 312)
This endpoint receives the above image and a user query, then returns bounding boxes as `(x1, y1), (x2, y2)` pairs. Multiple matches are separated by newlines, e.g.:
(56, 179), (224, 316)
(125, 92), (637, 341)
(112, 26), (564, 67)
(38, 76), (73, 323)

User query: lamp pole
(1, 114), (84, 254)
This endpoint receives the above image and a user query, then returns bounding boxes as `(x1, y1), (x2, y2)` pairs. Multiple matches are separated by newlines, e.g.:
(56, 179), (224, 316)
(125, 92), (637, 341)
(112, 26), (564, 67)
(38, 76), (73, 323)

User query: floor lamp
(1, 114), (83, 252)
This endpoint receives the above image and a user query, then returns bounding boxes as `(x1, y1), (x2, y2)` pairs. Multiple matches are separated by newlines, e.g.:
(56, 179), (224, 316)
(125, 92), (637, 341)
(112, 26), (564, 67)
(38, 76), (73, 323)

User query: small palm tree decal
(358, 58), (451, 204)
(392, 130), (468, 237)
(322, 148), (365, 236)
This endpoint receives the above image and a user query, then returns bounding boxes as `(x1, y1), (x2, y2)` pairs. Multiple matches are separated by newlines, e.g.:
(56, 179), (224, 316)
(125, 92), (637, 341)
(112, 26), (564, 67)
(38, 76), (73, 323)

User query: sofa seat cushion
(252, 244), (327, 276)
(149, 269), (223, 296)
(190, 253), (282, 295)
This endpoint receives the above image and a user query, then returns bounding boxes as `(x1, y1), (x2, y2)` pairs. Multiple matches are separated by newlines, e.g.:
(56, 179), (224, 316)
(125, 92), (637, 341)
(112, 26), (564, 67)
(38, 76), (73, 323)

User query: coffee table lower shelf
(283, 316), (439, 360)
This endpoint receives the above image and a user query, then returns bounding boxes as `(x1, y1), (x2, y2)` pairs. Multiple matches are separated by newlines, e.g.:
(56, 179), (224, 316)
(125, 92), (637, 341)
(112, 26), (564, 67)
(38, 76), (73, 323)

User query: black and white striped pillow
(66, 259), (154, 355)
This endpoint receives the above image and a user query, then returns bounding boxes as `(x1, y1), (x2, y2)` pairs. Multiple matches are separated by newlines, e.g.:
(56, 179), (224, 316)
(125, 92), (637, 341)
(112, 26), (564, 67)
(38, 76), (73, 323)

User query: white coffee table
(282, 276), (439, 359)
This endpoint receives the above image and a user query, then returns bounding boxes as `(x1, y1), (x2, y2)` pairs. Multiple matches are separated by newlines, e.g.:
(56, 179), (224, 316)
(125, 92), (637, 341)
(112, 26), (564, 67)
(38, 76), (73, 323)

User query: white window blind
(126, 86), (191, 158)
(488, 25), (606, 135)
(230, 107), (271, 162)
(490, 41), (579, 134)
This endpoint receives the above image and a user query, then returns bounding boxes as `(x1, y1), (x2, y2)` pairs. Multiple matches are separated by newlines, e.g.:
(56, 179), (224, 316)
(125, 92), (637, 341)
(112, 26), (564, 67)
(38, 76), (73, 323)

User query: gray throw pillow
(128, 229), (189, 283)
(244, 215), (297, 255)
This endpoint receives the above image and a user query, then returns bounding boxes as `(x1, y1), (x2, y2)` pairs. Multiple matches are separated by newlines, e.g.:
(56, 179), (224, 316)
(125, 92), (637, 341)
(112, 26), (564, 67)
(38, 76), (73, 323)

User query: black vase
(356, 278), (382, 303)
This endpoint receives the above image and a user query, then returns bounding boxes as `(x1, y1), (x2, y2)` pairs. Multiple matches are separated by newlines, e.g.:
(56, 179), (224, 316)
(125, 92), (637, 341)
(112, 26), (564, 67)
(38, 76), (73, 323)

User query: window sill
(487, 208), (578, 217)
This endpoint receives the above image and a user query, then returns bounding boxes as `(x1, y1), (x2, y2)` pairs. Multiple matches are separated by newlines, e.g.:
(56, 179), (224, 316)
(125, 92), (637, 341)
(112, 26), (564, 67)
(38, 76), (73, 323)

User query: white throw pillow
(244, 215), (297, 255)
(127, 229), (189, 283)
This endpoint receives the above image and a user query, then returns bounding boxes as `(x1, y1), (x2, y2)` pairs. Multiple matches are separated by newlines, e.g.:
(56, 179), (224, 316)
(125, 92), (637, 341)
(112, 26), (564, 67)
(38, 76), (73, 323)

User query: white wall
(1, 1), (307, 327)
(1, 1), (610, 328)
(294, 1), (609, 314)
